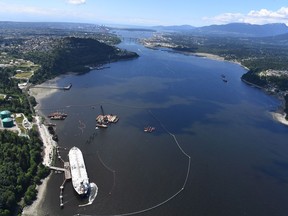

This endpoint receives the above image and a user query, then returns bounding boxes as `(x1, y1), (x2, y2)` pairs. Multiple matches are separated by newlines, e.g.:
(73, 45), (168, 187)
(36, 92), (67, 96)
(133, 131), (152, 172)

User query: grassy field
(15, 114), (27, 134)
(14, 71), (34, 79)
(1, 53), (39, 80)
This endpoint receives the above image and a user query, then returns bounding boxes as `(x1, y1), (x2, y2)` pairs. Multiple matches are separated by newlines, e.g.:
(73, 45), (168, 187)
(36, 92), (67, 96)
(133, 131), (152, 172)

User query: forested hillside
(24, 37), (138, 84)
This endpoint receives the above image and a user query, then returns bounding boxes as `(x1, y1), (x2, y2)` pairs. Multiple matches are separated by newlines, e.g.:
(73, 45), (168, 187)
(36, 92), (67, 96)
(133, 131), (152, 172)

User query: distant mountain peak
(151, 25), (196, 32)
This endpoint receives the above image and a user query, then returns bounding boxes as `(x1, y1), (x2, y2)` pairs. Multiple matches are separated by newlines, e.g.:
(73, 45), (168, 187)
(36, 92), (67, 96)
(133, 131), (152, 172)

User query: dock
(30, 83), (72, 90)
(64, 162), (71, 179)
(47, 146), (73, 207)
(49, 166), (65, 172)
(48, 163), (71, 180)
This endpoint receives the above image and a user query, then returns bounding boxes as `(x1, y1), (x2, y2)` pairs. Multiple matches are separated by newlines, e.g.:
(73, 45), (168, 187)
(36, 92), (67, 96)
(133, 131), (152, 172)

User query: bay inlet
(31, 30), (288, 216)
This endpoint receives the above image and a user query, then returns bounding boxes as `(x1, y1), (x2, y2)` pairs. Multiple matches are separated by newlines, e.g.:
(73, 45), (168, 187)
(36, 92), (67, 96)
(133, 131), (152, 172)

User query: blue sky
(0, 0), (288, 26)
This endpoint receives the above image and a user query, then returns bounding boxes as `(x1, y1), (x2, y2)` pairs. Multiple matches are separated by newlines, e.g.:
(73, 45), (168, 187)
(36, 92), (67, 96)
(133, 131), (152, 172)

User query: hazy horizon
(0, 0), (288, 27)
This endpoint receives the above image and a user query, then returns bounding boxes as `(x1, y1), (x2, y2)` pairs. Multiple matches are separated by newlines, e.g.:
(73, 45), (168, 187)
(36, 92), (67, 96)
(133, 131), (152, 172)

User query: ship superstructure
(68, 146), (90, 195)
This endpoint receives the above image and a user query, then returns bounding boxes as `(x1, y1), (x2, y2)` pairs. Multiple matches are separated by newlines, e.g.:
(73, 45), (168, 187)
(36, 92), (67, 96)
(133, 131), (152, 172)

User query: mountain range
(152, 23), (288, 37)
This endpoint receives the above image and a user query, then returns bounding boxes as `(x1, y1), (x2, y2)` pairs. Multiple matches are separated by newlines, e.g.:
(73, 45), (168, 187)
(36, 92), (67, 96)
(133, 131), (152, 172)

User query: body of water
(36, 30), (288, 216)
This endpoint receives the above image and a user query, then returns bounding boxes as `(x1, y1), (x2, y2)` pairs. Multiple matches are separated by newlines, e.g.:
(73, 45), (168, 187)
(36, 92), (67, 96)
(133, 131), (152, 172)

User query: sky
(0, 0), (288, 27)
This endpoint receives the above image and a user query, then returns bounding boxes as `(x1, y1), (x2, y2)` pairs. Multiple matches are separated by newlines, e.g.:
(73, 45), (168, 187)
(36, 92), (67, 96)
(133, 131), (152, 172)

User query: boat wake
(78, 182), (98, 207)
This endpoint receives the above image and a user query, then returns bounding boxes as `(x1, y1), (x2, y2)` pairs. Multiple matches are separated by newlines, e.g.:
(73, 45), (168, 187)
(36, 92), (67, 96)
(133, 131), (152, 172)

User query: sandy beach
(22, 87), (59, 216)
(194, 52), (225, 61)
(21, 122), (56, 216)
(28, 86), (58, 103)
(21, 174), (51, 216)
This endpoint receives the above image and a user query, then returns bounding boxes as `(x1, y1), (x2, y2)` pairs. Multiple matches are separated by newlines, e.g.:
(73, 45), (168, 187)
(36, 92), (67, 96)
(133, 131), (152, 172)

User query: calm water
(36, 30), (288, 216)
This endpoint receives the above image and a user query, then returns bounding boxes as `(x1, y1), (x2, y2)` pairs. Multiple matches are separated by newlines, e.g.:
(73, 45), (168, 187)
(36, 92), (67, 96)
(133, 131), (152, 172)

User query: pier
(30, 83), (72, 90)
(48, 164), (71, 180)
(48, 163), (71, 207)
(48, 146), (72, 207)
(64, 162), (71, 179)
(48, 166), (65, 172)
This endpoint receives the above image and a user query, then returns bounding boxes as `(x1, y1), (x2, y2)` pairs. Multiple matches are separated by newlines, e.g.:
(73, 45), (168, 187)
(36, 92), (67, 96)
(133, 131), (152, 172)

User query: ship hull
(68, 147), (90, 196)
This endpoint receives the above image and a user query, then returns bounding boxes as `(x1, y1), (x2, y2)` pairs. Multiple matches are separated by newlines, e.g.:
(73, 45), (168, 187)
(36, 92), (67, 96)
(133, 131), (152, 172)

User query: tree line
(0, 129), (50, 216)
(0, 67), (36, 121)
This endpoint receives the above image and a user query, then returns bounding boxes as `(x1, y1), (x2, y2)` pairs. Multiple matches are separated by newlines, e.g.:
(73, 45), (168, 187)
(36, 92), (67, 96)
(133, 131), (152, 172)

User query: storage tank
(0, 110), (11, 119)
(2, 117), (14, 128)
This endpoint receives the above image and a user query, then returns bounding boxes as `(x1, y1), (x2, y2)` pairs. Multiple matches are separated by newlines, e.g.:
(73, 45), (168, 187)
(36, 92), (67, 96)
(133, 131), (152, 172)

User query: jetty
(30, 83), (72, 90)
(48, 147), (73, 207)
(48, 163), (71, 180)
(48, 162), (71, 207)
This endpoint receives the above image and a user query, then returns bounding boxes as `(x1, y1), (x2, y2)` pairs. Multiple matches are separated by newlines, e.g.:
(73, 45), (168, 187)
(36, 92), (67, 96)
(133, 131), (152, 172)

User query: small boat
(221, 74), (228, 83)
(96, 123), (108, 128)
(144, 126), (155, 133)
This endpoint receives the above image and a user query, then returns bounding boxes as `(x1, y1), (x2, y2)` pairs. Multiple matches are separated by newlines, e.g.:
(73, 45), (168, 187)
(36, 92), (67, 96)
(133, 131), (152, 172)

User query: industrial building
(0, 110), (14, 128)
(2, 117), (14, 128)
(0, 110), (11, 119)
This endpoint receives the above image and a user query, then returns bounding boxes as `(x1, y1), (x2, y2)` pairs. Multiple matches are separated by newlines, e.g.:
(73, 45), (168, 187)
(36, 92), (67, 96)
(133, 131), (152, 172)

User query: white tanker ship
(68, 146), (90, 195)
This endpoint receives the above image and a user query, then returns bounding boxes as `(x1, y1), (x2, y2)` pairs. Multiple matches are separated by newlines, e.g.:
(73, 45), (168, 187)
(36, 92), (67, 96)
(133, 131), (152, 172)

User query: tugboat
(96, 123), (108, 128)
(221, 74), (228, 82)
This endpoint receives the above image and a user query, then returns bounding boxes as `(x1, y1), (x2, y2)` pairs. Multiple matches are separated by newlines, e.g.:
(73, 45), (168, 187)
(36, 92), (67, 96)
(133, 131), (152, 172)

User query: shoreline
(21, 174), (51, 216)
(22, 86), (59, 216)
(180, 50), (288, 127)
(193, 52), (250, 70)
(21, 45), (288, 215)
(193, 52), (225, 61)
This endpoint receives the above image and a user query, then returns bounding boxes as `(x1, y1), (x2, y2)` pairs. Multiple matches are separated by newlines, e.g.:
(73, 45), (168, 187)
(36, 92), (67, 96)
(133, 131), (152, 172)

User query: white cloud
(0, 3), (53, 16)
(67, 0), (86, 5)
(203, 7), (288, 25)
(0, 2), (92, 22)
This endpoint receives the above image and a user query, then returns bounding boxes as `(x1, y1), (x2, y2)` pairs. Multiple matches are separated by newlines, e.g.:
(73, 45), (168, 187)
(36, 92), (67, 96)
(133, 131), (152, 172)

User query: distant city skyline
(0, 0), (288, 27)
